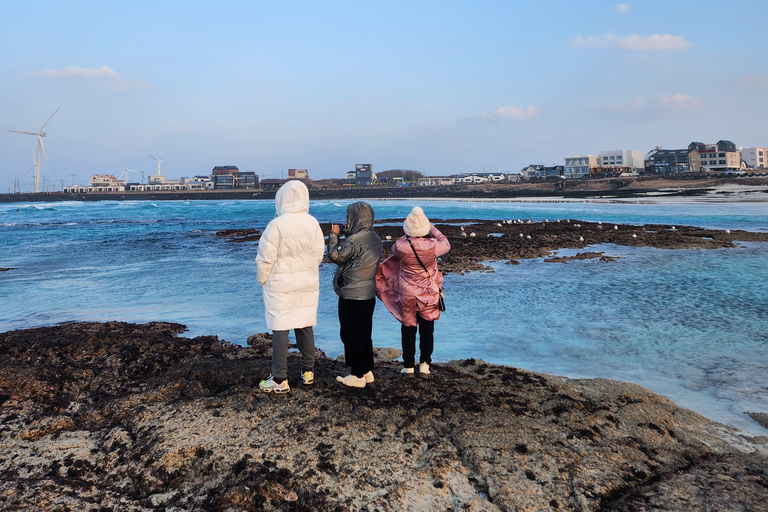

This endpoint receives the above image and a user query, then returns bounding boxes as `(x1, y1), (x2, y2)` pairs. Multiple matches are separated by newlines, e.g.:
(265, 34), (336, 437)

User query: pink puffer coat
(376, 226), (450, 327)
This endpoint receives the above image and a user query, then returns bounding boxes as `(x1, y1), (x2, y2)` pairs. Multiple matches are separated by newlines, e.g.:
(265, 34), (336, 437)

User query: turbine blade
(39, 107), (60, 132)
(39, 137), (48, 162)
(7, 130), (37, 135)
(149, 153), (157, 161)
(160, 152), (169, 160)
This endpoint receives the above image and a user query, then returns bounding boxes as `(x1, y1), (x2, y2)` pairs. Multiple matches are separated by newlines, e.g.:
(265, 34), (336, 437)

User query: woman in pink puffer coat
(376, 207), (450, 378)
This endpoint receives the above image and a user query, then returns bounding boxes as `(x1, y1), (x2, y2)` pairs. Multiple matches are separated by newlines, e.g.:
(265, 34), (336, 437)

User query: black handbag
(407, 238), (446, 312)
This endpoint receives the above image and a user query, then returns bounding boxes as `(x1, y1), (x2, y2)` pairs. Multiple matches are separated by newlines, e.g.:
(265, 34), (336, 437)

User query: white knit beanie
(403, 206), (430, 237)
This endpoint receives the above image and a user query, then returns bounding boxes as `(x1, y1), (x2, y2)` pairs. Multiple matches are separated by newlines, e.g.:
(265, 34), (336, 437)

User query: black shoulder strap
(407, 237), (430, 275)
(407, 237), (441, 293)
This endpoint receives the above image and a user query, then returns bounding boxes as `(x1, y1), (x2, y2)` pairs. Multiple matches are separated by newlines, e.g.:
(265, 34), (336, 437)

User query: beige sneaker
(418, 362), (430, 379)
(400, 367), (415, 378)
(364, 371), (375, 383)
(336, 374), (366, 388)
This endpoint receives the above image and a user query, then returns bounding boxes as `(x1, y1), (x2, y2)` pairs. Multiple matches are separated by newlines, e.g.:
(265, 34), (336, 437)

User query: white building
(564, 155), (598, 179)
(739, 147), (768, 169)
(454, 174), (489, 184)
(418, 176), (455, 186)
(599, 149), (645, 173)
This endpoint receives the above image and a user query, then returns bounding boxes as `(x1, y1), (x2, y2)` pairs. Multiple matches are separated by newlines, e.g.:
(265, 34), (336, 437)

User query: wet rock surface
(218, 219), (768, 275)
(1, 322), (766, 511)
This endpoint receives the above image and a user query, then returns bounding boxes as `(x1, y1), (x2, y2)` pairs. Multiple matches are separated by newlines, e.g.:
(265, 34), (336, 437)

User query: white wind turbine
(119, 162), (140, 184)
(148, 153), (168, 175)
(8, 108), (60, 193)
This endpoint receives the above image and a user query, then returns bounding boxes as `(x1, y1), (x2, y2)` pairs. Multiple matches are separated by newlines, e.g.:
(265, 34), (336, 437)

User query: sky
(2, 0), (768, 192)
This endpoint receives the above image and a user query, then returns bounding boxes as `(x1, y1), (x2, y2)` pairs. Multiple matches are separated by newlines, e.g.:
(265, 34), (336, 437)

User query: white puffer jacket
(255, 181), (325, 331)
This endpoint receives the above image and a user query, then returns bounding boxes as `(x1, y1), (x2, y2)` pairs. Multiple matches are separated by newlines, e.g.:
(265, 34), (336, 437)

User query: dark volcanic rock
(1, 322), (766, 511)
(219, 219), (768, 275)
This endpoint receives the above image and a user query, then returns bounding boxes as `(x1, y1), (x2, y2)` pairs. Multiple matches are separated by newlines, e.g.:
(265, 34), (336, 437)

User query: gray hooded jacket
(327, 202), (383, 300)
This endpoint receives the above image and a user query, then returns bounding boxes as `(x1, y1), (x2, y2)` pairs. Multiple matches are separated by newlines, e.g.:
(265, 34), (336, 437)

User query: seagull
(460, 225), (465, 231)
(632, 233), (637, 238)
(575, 224), (581, 228)
(385, 235), (392, 240)
(496, 223), (502, 227)
(614, 225), (619, 230)
(671, 226), (677, 231)
(726, 229), (731, 234)
(579, 236), (584, 242)
(519, 233), (524, 238)
(461, 232), (467, 237)
(525, 235), (531, 239)
(469, 232), (476, 237)
(598, 221), (602, 225)
(527, 220), (532, 224)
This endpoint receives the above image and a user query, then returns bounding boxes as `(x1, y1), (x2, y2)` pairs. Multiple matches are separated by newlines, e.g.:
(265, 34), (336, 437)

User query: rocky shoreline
(1, 322), (766, 511)
(216, 219), (768, 275)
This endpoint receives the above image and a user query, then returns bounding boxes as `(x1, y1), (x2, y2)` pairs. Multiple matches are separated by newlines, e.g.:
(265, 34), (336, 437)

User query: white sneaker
(400, 367), (415, 378)
(336, 374), (366, 388)
(418, 362), (430, 379)
(301, 369), (315, 385)
(364, 371), (375, 383)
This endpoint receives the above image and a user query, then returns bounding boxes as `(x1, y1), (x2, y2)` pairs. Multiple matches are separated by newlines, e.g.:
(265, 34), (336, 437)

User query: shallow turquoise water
(1, 198), (767, 434)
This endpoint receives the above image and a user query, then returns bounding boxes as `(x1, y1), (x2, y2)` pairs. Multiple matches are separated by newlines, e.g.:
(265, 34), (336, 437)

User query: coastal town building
(644, 148), (690, 174)
(687, 141), (741, 173)
(260, 178), (289, 191)
(520, 165), (564, 180)
(211, 166), (239, 189)
(564, 155), (599, 179)
(354, 164), (373, 186)
(418, 176), (455, 186)
(454, 174), (488, 184)
(599, 149), (644, 175)
(181, 176), (214, 190)
(288, 169), (309, 180)
(739, 146), (768, 169)
(89, 174), (123, 191)
(234, 171), (258, 189)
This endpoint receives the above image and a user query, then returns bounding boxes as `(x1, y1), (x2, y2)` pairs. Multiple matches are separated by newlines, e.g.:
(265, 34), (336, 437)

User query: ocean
(1, 197), (767, 435)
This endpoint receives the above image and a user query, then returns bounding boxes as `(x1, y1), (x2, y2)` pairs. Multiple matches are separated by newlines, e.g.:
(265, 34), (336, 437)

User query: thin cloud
(657, 94), (704, 110)
(615, 4), (632, 12)
(571, 32), (693, 51)
(482, 105), (539, 120)
(23, 65), (148, 90)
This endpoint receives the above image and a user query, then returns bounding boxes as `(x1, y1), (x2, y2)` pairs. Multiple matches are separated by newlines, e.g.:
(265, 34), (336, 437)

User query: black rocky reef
(1, 322), (766, 511)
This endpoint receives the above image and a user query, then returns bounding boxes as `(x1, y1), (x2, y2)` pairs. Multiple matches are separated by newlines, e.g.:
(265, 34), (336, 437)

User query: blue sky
(2, 0), (767, 191)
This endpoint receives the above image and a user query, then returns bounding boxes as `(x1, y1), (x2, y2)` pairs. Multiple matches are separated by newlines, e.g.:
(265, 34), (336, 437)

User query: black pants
(401, 313), (434, 368)
(338, 297), (375, 378)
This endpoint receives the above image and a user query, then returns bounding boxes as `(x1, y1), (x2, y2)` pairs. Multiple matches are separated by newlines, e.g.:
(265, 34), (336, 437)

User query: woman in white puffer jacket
(255, 180), (325, 393)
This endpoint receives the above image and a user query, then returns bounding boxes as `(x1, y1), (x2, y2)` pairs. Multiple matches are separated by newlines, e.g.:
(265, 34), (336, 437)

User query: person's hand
(331, 224), (340, 234)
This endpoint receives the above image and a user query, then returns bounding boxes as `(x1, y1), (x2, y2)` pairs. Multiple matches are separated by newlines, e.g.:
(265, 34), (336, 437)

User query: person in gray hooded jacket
(327, 202), (383, 388)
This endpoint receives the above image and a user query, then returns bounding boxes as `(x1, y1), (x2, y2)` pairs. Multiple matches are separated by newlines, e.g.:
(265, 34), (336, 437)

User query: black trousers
(401, 313), (434, 368)
(338, 297), (375, 378)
